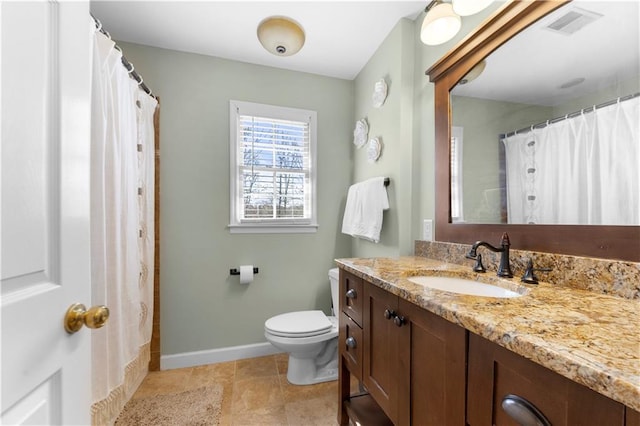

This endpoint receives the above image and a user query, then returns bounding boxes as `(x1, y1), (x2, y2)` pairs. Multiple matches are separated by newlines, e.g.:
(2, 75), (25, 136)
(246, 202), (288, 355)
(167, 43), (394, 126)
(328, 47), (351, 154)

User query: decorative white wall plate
(372, 79), (388, 108)
(353, 118), (368, 148)
(367, 137), (382, 163)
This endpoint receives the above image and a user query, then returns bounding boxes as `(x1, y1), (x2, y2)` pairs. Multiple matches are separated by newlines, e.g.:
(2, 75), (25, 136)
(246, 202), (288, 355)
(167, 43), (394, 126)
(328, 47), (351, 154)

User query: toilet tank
(328, 268), (340, 317)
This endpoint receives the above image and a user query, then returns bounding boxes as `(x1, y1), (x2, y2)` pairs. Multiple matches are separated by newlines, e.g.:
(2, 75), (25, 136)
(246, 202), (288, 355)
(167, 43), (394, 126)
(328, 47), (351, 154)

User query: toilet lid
(265, 310), (333, 338)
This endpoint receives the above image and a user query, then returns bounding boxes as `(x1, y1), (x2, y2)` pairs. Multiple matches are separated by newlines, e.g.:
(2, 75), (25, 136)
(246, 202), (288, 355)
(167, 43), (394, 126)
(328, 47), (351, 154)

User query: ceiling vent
(543, 7), (603, 35)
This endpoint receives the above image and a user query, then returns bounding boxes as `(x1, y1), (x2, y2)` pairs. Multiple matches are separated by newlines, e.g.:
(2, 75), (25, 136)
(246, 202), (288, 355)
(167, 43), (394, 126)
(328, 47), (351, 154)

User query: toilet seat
(265, 310), (332, 338)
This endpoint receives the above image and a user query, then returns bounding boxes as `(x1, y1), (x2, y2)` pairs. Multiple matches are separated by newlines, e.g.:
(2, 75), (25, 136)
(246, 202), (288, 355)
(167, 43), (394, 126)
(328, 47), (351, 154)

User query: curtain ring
(127, 63), (135, 74)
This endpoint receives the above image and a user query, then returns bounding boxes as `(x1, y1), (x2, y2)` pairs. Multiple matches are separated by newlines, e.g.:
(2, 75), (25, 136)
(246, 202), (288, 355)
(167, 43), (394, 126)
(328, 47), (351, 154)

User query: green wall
(115, 1), (509, 357)
(352, 19), (415, 257)
(117, 42), (354, 355)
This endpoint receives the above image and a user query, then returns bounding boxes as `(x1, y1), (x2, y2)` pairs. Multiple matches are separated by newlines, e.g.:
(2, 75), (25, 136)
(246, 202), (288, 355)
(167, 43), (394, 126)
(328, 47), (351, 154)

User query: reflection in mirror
(450, 1), (639, 225)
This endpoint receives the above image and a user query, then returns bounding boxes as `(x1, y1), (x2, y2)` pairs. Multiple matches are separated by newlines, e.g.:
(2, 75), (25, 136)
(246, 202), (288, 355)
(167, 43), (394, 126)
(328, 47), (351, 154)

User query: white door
(1, 1), (93, 424)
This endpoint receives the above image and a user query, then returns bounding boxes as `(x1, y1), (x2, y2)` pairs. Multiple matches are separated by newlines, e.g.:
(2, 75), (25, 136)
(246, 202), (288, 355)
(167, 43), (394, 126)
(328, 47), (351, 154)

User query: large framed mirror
(427, 1), (639, 262)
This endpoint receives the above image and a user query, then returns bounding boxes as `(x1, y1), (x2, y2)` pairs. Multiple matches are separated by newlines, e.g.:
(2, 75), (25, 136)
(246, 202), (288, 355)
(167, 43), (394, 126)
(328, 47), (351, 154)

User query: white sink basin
(408, 276), (524, 298)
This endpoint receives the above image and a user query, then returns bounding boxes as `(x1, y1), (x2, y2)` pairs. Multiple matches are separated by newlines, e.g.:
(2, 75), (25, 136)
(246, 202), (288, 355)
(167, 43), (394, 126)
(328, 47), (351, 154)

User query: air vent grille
(544, 7), (603, 35)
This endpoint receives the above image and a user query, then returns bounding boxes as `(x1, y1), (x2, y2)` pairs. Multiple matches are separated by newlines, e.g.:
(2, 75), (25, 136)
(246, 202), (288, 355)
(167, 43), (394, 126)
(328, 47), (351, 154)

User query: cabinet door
(467, 332), (625, 426)
(363, 283), (399, 423)
(627, 407), (640, 426)
(397, 299), (467, 426)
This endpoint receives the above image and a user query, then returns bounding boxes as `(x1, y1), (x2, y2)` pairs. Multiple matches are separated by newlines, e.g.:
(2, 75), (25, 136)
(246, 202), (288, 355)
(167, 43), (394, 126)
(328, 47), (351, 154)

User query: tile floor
(132, 353), (340, 425)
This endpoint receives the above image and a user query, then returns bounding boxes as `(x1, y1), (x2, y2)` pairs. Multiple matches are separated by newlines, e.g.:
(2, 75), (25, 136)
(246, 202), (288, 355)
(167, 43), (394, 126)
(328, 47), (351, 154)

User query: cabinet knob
(384, 309), (396, 320)
(501, 394), (551, 426)
(394, 315), (406, 327)
(345, 336), (357, 349)
(345, 288), (357, 299)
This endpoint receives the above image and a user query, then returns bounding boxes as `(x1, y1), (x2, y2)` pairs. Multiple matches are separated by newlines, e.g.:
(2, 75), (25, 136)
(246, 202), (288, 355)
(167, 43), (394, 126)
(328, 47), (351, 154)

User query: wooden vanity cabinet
(338, 269), (635, 425)
(467, 332), (625, 426)
(356, 278), (467, 425)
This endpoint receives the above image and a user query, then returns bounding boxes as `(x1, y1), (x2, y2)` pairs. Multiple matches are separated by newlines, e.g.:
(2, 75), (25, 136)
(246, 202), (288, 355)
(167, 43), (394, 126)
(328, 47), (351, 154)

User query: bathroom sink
(408, 276), (524, 298)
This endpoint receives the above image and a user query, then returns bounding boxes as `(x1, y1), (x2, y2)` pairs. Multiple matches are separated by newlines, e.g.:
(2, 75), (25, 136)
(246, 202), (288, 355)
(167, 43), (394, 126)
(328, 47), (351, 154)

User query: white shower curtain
(502, 96), (639, 225)
(90, 24), (157, 425)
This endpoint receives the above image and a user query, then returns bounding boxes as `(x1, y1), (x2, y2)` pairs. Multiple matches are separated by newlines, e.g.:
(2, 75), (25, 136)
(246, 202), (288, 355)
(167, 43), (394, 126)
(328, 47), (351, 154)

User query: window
(229, 100), (317, 233)
(451, 126), (464, 223)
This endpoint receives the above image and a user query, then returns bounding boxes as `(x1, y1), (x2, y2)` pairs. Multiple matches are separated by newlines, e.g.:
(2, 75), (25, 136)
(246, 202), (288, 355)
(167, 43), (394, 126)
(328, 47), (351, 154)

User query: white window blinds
(229, 101), (317, 232)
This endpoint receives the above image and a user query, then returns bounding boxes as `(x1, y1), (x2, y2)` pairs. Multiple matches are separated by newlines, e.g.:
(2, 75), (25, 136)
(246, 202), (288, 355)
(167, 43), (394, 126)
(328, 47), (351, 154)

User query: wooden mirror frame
(426, 0), (640, 262)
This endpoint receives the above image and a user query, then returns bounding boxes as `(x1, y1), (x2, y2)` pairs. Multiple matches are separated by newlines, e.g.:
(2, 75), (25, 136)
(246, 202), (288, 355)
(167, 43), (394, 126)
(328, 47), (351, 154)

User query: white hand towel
(341, 177), (389, 243)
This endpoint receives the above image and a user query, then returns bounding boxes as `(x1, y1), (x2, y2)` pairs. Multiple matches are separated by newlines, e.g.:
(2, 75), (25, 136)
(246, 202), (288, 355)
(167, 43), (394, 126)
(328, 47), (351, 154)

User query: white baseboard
(160, 342), (283, 370)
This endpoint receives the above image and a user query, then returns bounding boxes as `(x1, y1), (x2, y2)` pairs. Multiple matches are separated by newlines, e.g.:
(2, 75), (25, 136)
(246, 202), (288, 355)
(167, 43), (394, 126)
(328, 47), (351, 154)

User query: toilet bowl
(264, 268), (340, 385)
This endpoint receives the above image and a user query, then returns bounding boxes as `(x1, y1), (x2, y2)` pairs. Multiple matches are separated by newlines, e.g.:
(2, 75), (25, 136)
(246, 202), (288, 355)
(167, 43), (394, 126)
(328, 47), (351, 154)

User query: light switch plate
(423, 219), (433, 241)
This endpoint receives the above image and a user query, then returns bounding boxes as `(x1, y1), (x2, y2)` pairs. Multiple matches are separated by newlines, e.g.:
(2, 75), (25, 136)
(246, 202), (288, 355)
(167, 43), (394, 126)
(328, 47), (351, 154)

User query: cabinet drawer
(340, 270), (363, 326)
(340, 312), (363, 380)
(467, 332), (625, 426)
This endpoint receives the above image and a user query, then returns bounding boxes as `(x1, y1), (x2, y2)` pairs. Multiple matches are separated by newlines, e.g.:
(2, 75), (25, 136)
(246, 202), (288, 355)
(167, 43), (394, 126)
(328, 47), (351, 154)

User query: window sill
(228, 223), (319, 234)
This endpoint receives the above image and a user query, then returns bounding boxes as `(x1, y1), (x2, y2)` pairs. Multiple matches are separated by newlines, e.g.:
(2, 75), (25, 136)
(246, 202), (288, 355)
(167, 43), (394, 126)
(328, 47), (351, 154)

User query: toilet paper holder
(230, 267), (259, 275)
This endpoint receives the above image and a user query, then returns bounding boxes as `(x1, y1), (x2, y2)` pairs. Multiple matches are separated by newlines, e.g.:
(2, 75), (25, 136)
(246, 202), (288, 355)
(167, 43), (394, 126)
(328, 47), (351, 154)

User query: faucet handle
(521, 258), (552, 285)
(473, 254), (486, 273)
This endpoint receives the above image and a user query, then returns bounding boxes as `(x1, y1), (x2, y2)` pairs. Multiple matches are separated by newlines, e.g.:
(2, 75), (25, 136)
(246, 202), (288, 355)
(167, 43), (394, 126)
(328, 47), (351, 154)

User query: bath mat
(115, 385), (223, 426)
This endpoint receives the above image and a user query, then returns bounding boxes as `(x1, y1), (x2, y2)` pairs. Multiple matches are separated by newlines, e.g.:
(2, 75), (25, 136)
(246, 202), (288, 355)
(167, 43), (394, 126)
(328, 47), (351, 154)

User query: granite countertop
(335, 256), (640, 412)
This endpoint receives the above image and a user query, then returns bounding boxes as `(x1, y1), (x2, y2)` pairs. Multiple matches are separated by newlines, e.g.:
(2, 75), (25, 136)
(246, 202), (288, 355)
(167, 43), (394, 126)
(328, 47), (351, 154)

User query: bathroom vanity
(336, 257), (640, 426)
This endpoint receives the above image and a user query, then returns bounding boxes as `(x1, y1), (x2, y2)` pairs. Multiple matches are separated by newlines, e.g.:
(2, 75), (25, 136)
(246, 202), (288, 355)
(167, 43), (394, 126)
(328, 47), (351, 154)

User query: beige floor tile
(275, 353), (288, 375)
(218, 381), (236, 421)
(126, 355), (341, 425)
(278, 374), (337, 404)
(187, 361), (236, 389)
(235, 355), (278, 380)
(284, 394), (339, 426)
(131, 367), (193, 398)
(230, 405), (288, 426)
(232, 376), (284, 413)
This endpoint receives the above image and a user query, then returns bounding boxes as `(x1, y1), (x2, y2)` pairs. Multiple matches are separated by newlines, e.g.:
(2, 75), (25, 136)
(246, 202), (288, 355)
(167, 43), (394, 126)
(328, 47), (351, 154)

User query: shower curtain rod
(500, 92), (639, 138)
(91, 13), (156, 99)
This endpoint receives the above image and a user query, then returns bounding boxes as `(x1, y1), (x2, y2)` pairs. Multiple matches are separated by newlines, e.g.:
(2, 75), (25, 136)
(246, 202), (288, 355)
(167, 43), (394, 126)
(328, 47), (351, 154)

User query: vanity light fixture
(421, 1), (461, 46)
(452, 0), (495, 16)
(421, 0), (494, 46)
(257, 16), (305, 57)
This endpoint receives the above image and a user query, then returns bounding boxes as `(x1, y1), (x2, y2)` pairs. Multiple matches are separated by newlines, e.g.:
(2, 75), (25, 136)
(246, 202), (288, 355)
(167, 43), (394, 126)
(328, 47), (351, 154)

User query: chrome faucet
(466, 232), (513, 278)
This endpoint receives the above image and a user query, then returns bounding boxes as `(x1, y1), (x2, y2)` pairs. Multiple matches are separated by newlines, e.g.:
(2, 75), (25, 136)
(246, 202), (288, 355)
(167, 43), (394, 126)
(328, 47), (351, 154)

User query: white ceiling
(90, 1), (426, 80)
(452, 1), (640, 106)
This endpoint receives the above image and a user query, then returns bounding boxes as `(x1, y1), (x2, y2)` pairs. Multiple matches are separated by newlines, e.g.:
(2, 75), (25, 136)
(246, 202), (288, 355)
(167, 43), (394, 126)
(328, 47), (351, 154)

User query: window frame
(451, 126), (464, 223)
(228, 100), (318, 234)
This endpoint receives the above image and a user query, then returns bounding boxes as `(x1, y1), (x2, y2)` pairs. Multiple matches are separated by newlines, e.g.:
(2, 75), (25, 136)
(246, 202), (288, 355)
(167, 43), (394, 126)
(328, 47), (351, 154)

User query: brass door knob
(64, 303), (110, 334)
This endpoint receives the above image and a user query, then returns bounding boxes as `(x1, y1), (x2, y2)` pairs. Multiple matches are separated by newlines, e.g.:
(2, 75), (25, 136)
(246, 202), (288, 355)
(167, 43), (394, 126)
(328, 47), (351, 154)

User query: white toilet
(264, 268), (340, 385)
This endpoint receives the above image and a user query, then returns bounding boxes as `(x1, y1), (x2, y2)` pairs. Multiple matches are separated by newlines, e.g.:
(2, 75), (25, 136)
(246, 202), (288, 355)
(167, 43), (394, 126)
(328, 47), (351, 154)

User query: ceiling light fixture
(458, 60), (486, 85)
(257, 16), (305, 57)
(421, 0), (493, 46)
